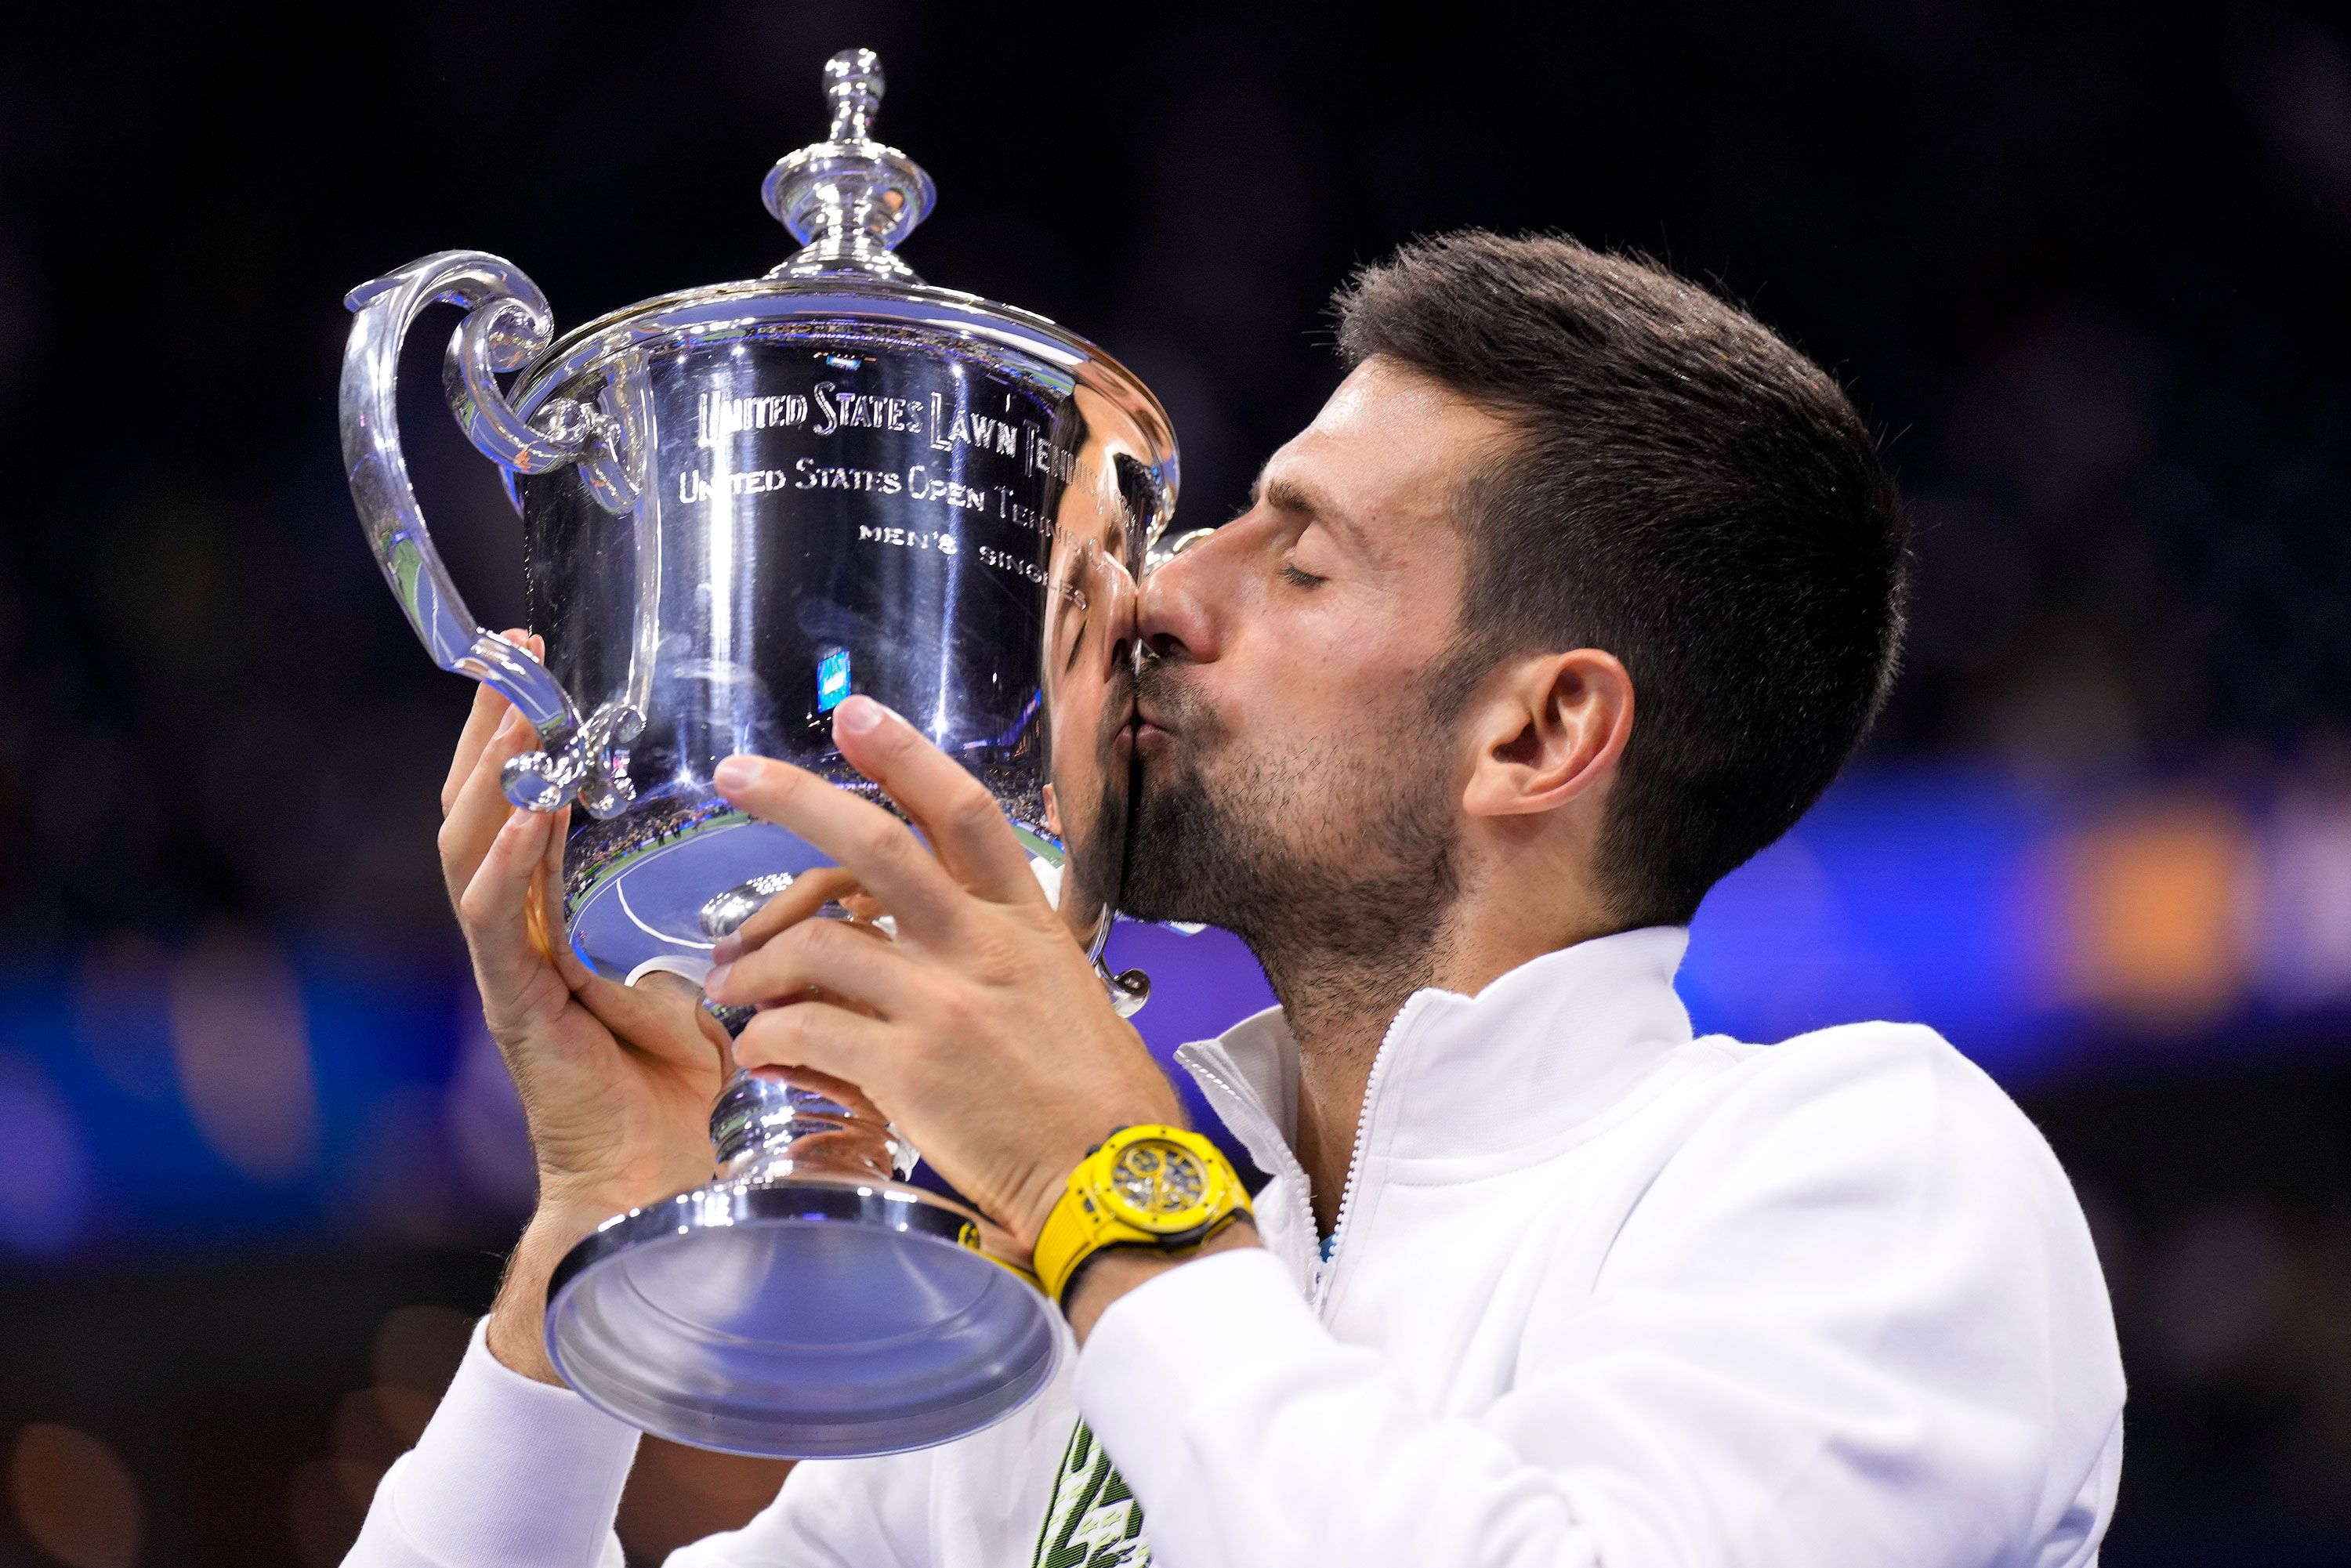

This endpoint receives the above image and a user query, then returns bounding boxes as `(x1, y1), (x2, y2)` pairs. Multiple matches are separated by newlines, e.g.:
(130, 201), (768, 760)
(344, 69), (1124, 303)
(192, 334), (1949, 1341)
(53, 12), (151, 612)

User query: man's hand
(440, 635), (732, 1380)
(704, 694), (1185, 1255)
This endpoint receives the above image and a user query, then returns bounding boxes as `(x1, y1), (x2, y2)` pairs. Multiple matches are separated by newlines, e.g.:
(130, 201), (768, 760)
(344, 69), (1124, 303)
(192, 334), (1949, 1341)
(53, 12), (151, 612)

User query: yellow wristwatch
(1032, 1125), (1250, 1305)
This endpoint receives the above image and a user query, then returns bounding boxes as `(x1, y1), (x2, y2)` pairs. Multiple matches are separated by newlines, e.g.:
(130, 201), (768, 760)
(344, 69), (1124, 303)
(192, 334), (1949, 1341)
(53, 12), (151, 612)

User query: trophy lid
(506, 47), (1178, 524)
(761, 49), (937, 282)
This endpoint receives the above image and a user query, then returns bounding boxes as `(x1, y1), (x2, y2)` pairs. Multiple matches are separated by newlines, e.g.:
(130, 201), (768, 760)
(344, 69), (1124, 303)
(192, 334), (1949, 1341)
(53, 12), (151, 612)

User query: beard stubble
(1118, 653), (1467, 1013)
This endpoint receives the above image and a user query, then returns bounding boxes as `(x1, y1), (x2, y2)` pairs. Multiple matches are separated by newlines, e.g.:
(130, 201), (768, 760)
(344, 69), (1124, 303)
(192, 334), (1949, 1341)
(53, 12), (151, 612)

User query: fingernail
(703, 961), (733, 996)
(713, 755), (763, 793)
(711, 934), (743, 965)
(495, 707), (520, 737)
(835, 696), (885, 736)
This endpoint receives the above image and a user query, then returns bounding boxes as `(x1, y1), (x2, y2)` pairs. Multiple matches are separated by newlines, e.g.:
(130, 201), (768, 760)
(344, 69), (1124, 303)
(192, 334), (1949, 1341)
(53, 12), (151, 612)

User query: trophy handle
(339, 249), (643, 818)
(1100, 961), (1151, 1017)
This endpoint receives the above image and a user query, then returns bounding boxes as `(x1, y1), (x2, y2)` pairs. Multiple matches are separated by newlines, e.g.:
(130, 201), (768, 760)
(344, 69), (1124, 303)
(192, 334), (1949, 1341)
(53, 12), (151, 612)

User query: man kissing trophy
(339, 43), (2128, 1568)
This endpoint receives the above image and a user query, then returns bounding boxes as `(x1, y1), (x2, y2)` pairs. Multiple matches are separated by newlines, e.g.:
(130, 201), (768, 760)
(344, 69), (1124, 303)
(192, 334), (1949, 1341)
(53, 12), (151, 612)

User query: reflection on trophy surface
(338, 48), (1175, 1458)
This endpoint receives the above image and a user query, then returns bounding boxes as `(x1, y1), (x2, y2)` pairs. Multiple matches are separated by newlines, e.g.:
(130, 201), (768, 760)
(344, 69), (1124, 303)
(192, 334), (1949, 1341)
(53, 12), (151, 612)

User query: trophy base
(545, 1171), (1061, 1459)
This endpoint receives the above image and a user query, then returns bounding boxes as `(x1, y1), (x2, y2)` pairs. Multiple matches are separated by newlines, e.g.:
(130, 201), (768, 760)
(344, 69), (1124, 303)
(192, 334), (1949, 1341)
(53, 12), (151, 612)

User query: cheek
(1206, 602), (1447, 764)
(1241, 600), (1415, 699)
(1259, 630), (1436, 744)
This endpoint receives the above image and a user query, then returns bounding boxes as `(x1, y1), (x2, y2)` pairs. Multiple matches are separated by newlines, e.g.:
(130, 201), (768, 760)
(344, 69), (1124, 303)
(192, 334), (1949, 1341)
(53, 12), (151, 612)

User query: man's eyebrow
(1244, 465), (1363, 549)
(1258, 472), (1343, 526)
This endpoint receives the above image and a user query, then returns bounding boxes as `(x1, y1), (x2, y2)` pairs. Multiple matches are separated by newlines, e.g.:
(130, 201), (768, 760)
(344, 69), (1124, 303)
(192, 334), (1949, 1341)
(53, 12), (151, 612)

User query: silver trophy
(339, 49), (1177, 1458)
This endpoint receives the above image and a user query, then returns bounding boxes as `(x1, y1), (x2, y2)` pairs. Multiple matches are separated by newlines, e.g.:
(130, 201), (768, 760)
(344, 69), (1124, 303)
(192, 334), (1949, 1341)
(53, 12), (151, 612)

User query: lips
(1132, 658), (1197, 744)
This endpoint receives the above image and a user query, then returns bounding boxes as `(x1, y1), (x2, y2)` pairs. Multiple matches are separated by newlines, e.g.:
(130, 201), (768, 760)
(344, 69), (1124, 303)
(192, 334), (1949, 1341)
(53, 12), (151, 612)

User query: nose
(1139, 527), (1226, 664)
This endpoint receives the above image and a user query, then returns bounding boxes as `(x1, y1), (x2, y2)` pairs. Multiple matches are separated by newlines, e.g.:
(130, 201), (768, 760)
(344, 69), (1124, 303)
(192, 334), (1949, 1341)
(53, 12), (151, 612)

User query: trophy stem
(709, 1069), (908, 1184)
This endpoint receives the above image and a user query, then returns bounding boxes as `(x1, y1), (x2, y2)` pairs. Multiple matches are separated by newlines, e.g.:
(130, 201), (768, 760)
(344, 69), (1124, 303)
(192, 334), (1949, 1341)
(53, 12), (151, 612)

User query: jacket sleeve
(1073, 1033), (2126, 1568)
(341, 1321), (938, 1568)
(341, 1322), (636, 1568)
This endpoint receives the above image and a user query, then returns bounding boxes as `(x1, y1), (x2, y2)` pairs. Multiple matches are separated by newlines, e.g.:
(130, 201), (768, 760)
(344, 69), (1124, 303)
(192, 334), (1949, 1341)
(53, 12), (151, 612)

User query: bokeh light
(0, 1052), (92, 1255)
(8, 1424), (142, 1568)
(167, 930), (321, 1184)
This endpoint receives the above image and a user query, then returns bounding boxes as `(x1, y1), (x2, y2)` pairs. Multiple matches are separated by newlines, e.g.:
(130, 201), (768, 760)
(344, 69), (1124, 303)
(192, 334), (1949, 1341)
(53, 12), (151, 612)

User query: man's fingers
(530, 804), (591, 991)
(733, 1000), (896, 1092)
(705, 914), (917, 1016)
(829, 697), (1042, 907)
(456, 806), (562, 1010)
(712, 756), (969, 938)
(571, 968), (731, 1078)
(444, 684), (510, 817)
(440, 630), (542, 816)
(440, 708), (546, 909)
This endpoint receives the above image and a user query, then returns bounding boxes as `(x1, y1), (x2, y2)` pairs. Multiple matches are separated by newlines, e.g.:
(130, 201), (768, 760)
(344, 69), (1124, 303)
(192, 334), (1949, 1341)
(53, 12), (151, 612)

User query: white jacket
(348, 927), (2125, 1568)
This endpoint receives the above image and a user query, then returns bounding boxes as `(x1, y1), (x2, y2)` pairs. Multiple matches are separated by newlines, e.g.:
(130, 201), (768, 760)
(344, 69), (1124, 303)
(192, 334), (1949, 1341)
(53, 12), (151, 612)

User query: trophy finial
(762, 48), (936, 281)
(824, 49), (883, 143)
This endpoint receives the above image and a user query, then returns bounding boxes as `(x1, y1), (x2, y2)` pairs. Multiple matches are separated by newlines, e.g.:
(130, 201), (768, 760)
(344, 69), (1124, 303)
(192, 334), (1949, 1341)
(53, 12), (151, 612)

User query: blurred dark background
(3, 2), (2350, 1563)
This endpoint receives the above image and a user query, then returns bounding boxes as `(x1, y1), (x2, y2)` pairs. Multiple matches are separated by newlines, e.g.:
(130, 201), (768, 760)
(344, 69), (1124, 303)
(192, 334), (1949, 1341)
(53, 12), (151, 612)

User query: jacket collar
(1175, 926), (1695, 1178)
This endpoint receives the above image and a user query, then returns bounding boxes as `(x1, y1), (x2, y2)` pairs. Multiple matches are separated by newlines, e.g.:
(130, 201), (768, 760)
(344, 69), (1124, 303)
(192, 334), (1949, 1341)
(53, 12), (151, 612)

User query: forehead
(1259, 357), (1515, 559)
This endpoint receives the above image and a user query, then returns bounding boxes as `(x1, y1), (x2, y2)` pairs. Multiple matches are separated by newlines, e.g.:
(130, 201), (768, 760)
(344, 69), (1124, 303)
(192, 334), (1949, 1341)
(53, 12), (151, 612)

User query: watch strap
(1033, 1124), (1248, 1305)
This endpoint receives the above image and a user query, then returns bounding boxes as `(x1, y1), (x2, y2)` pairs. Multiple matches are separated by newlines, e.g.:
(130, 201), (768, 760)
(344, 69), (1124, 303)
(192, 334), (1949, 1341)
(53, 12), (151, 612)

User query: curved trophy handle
(1101, 963), (1151, 1017)
(339, 250), (642, 818)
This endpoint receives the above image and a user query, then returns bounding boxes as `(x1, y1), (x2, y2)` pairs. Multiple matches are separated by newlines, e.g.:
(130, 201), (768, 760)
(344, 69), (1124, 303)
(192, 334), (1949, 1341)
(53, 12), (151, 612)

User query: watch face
(1107, 1139), (1211, 1229)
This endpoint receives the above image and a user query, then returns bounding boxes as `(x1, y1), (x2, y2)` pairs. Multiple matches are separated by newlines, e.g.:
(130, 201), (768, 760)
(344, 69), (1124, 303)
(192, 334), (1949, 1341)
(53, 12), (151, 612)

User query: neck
(1255, 936), (1444, 1238)
(1252, 878), (1617, 1237)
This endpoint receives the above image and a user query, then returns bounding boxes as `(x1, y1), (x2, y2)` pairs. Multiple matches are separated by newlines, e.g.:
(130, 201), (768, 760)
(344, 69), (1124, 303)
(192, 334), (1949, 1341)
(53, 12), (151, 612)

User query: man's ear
(1461, 649), (1635, 820)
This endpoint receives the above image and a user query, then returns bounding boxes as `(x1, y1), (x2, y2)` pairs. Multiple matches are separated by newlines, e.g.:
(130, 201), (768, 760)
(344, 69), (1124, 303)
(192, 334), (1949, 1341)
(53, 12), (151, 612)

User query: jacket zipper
(1176, 1054), (1322, 1290)
(1310, 998), (1420, 1312)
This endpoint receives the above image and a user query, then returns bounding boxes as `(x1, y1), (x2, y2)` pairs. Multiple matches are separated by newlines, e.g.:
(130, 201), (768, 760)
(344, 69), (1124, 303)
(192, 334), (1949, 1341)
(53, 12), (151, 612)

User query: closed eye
(1278, 562), (1327, 588)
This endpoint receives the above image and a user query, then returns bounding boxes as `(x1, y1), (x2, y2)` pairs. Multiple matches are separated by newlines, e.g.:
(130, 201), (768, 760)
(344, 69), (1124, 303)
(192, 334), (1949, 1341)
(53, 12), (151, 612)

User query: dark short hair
(1335, 231), (1908, 927)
